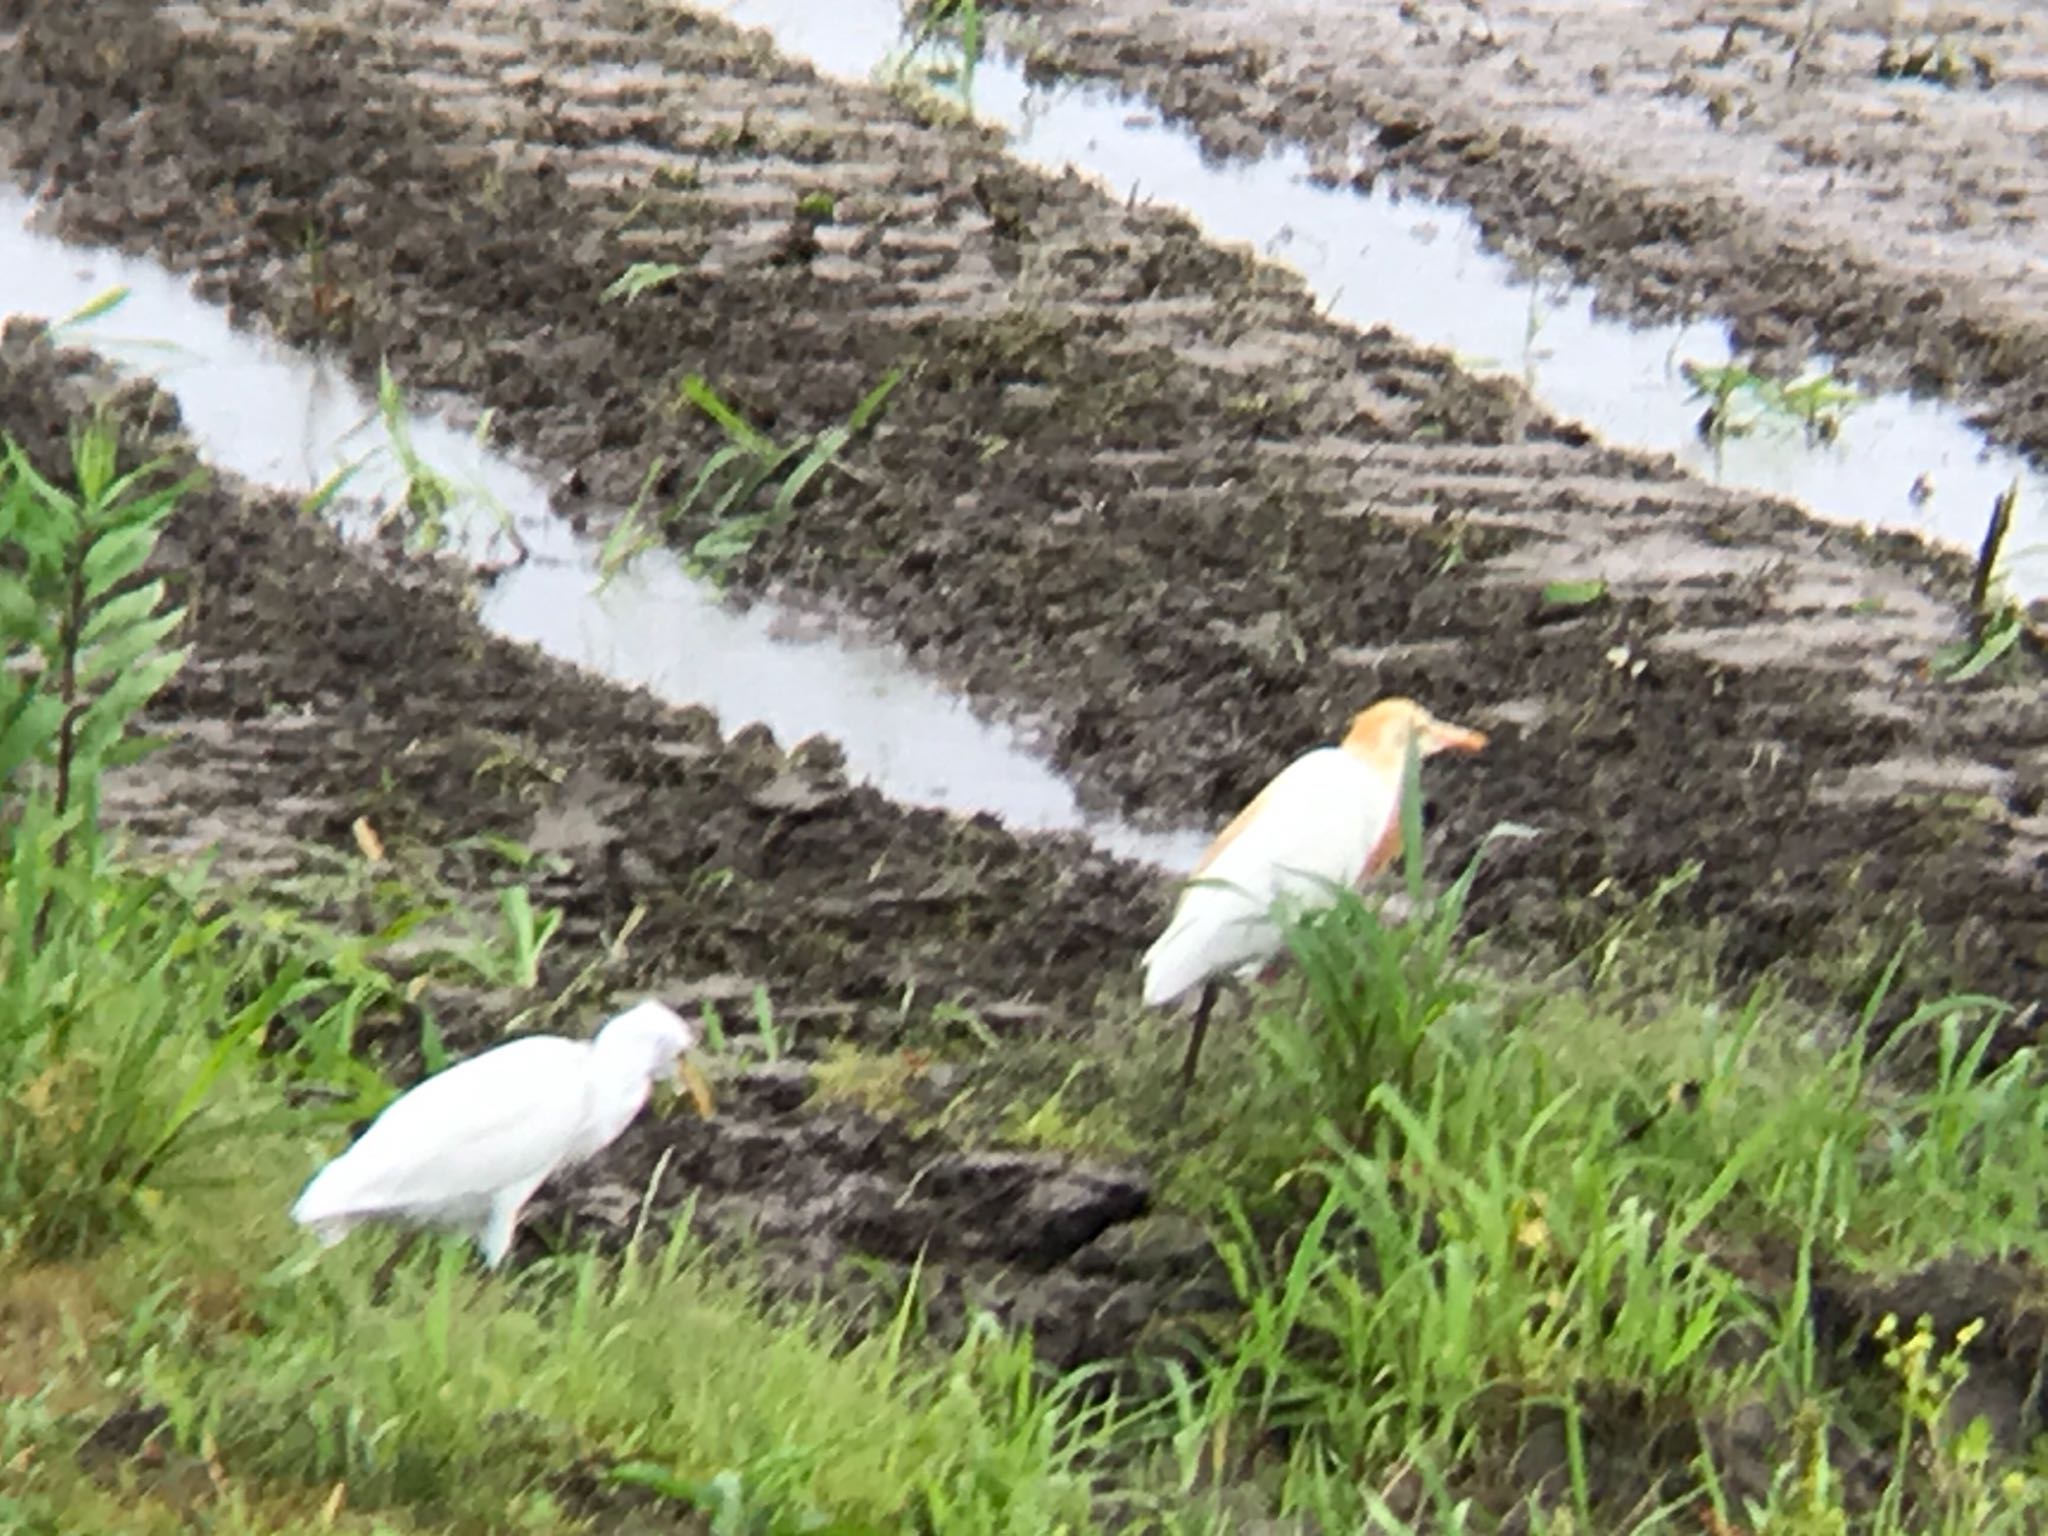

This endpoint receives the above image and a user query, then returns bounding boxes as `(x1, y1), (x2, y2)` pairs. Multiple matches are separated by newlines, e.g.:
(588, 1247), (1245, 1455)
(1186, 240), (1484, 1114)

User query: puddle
(722, 0), (2047, 601)
(0, 189), (1211, 873)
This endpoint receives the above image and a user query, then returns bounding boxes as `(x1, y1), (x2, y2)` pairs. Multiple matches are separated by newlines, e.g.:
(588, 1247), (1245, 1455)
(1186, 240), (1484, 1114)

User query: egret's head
(597, 1001), (713, 1115)
(600, 999), (698, 1071)
(1341, 698), (1489, 769)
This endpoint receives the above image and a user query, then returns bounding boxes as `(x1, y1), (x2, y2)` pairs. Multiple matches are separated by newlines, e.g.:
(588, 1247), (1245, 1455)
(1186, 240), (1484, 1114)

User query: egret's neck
(574, 1036), (661, 1164)
(1338, 725), (1412, 782)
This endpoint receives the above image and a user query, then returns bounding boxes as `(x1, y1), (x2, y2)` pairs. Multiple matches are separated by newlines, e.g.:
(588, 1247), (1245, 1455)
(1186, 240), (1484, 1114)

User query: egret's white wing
(1142, 748), (1397, 1005)
(292, 1036), (593, 1223)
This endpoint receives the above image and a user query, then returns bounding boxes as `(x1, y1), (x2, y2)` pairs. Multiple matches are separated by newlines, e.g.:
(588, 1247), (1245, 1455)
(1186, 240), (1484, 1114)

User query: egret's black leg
(1176, 980), (1221, 1103)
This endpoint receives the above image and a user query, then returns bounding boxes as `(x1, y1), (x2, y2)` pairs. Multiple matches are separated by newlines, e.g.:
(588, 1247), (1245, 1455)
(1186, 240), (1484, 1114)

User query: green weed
(235, 834), (570, 1056)
(125, 1224), (1126, 1533)
(897, 0), (986, 106)
(1539, 577), (1610, 613)
(0, 838), (325, 1258)
(938, 739), (2047, 1529)
(0, 418), (194, 807)
(369, 361), (459, 548)
(50, 284), (133, 336)
(0, 421), (244, 1254)
(601, 261), (686, 304)
(1681, 359), (1861, 447)
(599, 370), (900, 583)
(1169, 886), (2042, 1527)
(1933, 480), (2026, 683)
(351, 363), (527, 565)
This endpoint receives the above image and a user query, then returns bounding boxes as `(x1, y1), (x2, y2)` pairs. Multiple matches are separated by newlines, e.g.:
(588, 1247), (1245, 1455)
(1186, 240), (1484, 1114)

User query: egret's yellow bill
(675, 1057), (716, 1119)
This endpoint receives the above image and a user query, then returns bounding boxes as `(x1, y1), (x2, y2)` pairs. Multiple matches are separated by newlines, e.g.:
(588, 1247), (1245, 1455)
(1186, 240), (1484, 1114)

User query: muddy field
(1, 0), (2045, 1394)
(0, 319), (1218, 1366)
(1004, 0), (2048, 466)
(5, 0), (2044, 1010)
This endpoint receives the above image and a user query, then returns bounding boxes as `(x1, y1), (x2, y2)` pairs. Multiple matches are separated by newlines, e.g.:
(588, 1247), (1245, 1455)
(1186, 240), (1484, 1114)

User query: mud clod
(921, 1150), (1153, 1266)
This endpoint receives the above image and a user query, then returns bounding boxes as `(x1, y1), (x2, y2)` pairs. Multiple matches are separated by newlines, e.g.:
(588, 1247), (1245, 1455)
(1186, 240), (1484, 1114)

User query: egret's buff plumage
(1143, 698), (1488, 1090)
(290, 1000), (709, 1268)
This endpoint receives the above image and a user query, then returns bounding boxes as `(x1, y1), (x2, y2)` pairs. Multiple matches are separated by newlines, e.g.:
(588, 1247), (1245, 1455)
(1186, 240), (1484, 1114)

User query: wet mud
(1002, 0), (2048, 469)
(2, 0), (2042, 1036)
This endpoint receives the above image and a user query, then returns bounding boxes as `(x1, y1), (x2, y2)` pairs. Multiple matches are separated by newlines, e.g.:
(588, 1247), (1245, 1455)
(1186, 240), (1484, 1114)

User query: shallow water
(0, 191), (1212, 872)
(723, 0), (2047, 600)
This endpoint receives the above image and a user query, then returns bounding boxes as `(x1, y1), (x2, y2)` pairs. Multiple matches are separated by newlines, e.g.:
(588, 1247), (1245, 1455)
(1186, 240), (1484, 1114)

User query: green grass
(941, 799), (2048, 1530)
(2, 1155), (1152, 1534)
(124, 1211), (1122, 1532)
(10, 409), (2048, 1534)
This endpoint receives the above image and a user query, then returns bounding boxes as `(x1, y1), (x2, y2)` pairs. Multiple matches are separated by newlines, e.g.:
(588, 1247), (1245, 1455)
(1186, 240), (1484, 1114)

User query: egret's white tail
(290, 1159), (365, 1232)
(1141, 921), (1211, 1007)
(1142, 898), (1276, 1008)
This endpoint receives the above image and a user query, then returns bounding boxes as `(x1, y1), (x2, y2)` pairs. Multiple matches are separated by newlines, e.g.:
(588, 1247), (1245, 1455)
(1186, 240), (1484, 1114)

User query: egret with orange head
(1142, 697), (1490, 1093)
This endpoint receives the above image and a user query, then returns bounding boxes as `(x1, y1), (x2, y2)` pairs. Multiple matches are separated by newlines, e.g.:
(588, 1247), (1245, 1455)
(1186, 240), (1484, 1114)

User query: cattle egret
(291, 1000), (712, 1269)
(1142, 698), (1489, 1093)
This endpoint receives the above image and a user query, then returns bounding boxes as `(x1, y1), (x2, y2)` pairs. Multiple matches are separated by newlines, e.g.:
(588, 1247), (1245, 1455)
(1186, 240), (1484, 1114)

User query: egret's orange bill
(1427, 721), (1489, 754)
(676, 1057), (716, 1119)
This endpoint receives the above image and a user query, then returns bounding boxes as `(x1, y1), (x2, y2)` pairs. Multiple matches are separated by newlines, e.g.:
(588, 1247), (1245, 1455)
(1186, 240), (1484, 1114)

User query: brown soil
(1001, 0), (2048, 467)
(4, 0), (2043, 1037)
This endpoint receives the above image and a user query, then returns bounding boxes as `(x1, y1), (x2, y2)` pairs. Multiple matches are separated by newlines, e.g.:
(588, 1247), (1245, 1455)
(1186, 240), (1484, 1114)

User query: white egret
(1142, 697), (1489, 1092)
(291, 999), (713, 1268)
